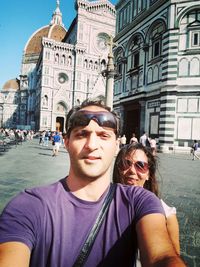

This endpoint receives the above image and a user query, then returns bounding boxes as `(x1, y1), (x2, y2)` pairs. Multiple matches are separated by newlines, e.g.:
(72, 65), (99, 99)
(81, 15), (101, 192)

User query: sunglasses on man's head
(67, 110), (118, 134)
(121, 159), (149, 174)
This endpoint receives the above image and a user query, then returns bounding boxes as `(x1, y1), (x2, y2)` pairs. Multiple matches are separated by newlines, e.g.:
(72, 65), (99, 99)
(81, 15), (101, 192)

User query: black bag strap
(72, 183), (116, 267)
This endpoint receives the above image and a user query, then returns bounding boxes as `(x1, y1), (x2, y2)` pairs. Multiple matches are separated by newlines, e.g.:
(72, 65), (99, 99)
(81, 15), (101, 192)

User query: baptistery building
(113, 0), (200, 152)
(0, 0), (116, 132)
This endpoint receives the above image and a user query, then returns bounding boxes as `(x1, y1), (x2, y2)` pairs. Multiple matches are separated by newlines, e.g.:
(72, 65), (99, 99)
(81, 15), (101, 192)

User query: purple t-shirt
(0, 179), (164, 267)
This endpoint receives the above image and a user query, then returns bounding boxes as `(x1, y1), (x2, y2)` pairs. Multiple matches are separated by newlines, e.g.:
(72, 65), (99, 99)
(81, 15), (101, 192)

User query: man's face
(65, 106), (118, 181)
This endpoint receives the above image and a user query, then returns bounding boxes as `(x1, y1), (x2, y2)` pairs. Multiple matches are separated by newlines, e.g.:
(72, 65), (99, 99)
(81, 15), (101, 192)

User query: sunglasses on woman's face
(122, 159), (149, 174)
(67, 110), (118, 134)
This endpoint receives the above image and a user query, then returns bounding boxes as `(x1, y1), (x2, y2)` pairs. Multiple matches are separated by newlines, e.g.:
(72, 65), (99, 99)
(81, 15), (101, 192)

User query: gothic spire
(50, 0), (64, 26)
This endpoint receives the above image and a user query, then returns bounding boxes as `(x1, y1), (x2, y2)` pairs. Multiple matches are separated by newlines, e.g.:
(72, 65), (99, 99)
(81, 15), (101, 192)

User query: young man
(52, 131), (61, 157)
(139, 132), (147, 147)
(0, 100), (186, 267)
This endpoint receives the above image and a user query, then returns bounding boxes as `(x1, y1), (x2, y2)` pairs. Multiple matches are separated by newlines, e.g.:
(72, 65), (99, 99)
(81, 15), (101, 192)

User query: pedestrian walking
(191, 140), (200, 160)
(129, 133), (138, 144)
(149, 137), (157, 156)
(44, 131), (49, 146)
(52, 131), (61, 157)
(42, 131), (45, 146)
(120, 134), (127, 148)
(39, 131), (43, 145)
(139, 132), (147, 146)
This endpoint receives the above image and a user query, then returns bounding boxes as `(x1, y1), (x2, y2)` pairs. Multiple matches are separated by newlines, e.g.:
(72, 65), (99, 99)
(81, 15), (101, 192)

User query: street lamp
(102, 35), (117, 110)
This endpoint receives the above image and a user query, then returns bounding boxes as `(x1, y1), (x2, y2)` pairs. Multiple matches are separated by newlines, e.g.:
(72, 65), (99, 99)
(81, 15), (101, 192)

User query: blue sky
(0, 0), (117, 89)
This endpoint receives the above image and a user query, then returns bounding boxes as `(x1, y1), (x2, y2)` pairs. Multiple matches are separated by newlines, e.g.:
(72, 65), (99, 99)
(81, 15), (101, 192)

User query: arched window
(43, 95), (48, 107)
(89, 60), (93, 69)
(45, 51), (50, 60)
(114, 48), (124, 76)
(56, 102), (66, 112)
(179, 58), (189, 76)
(147, 68), (153, 84)
(153, 65), (159, 82)
(61, 55), (66, 64)
(190, 57), (200, 76)
(68, 56), (72, 66)
(129, 35), (142, 69)
(149, 23), (165, 60)
(55, 53), (59, 63)
(94, 61), (98, 70)
(188, 12), (200, 48)
(101, 59), (106, 71)
(84, 59), (88, 68)
(179, 10), (200, 50)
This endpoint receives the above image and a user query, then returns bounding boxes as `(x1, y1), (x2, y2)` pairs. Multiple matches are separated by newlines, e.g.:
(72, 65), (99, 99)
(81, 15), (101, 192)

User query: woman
(113, 143), (180, 257)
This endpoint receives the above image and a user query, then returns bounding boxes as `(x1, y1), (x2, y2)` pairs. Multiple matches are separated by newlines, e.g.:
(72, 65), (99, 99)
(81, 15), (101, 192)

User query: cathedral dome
(24, 0), (67, 57)
(24, 26), (49, 55)
(2, 79), (20, 91)
(48, 24), (67, 42)
(24, 24), (67, 56)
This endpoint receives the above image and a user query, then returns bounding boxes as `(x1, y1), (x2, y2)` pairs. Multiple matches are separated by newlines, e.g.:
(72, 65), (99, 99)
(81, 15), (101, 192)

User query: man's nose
(85, 133), (99, 150)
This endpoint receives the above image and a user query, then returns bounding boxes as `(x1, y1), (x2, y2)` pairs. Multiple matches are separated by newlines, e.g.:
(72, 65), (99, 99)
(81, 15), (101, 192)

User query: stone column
(139, 100), (146, 135)
(103, 36), (116, 110)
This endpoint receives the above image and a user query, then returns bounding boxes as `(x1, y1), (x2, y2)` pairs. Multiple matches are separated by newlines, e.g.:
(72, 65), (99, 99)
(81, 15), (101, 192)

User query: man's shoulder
(2, 179), (66, 215)
(114, 183), (154, 201)
(114, 184), (164, 222)
(9, 180), (63, 205)
(25, 179), (64, 199)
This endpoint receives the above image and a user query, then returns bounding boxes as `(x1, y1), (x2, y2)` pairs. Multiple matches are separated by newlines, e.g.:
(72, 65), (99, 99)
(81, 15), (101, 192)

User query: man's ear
(116, 138), (119, 147)
(64, 136), (69, 149)
(115, 138), (120, 155)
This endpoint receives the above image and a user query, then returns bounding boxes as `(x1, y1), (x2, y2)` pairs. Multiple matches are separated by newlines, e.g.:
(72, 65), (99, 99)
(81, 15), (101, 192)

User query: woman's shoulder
(160, 199), (177, 217)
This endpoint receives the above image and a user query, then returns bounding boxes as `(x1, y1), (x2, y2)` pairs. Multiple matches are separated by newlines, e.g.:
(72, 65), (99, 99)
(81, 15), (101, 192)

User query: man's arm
(136, 213), (186, 267)
(0, 242), (30, 267)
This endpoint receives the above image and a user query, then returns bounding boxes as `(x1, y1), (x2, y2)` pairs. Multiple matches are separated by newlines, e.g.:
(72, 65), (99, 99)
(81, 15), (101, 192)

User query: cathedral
(0, 0), (116, 132)
(113, 0), (200, 152)
(1, 0), (200, 152)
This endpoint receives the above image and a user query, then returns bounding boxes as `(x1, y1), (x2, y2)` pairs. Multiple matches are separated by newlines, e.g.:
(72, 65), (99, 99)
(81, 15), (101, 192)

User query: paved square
(0, 139), (199, 266)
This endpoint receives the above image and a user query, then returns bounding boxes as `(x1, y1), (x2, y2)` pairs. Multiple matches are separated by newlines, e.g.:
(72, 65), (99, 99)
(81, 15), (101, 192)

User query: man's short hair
(65, 99), (120, 137)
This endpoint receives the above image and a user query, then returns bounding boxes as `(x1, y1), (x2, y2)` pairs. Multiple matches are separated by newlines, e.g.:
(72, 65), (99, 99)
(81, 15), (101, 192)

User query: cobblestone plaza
(0, 139), (199, 266)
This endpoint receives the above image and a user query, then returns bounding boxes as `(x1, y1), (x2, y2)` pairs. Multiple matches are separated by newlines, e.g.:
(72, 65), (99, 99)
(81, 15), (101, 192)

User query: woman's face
(121, 149), (149, 187)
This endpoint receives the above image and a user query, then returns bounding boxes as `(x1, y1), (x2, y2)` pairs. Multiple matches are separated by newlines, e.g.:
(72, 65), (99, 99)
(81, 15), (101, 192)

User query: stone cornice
(42, 37), (74, 52)
(76, 0), (116, 16)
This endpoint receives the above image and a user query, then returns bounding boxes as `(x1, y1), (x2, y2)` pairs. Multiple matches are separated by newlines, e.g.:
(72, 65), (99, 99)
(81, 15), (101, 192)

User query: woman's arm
(166, 214), (180, 255)
(160, 199), (180, 255)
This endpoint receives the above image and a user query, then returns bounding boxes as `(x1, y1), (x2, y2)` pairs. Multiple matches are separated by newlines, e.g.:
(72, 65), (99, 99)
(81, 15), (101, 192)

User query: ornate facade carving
(0, 0), (116, 131)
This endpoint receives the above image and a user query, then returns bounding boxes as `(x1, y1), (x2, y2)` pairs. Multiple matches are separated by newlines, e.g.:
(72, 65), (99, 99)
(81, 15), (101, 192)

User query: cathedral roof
(24, 24), (67, 55)
(24, 0), (67, 56)
(2, 79), (20, 91)
(25, 26), (50, 55)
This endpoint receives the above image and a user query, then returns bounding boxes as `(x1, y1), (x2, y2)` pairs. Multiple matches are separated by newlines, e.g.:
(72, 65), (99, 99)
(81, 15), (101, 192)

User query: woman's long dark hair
(113, 143), (159, 197)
